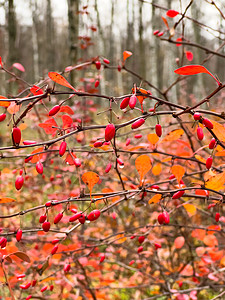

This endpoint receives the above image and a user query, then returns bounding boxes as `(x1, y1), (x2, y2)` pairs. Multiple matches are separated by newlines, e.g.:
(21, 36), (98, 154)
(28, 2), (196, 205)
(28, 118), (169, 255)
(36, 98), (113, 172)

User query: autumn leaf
(161, 16), (169, 29)
(205, 170), (225, 191)
(0, 197), (16, 203)
(166, 9), (179, 18)
(7, 101), (21, 114)
(39, 118), (58, 136)
(152, 163), (162, 176)
(48, 72), (77, 91)
(30, 85), (44, 95)
(0, 95), (10, 107)
(174, 65), (220, 85)
(135, 155), (152, 184)
(148, 194), (161, 204)
(60, 105), (74, 115)
(65, 152), (77, 165)
(161, 129), (184, 143)
(61, 115), (73, 129)
(6, 251), (30, 263)
(171, 165), (185, 184)
(186, 51), (193, 61)
(174, 236), (185, 249)
(82, 171), (99, 200)
(203, 235), (218, 247)
(123, 50), (132, 62)
(211, 120), (225, 142)
(147, 133), (159, 145)
(30, 147), (44, 163)
(183, 203), (196, 217)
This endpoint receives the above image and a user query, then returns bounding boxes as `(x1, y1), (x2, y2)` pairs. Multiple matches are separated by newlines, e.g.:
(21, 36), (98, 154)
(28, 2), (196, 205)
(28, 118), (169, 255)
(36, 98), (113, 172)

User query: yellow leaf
(147, 133), (159, 145)
(171, 165), (185, 183)
(148, 194), (161, 204)
(205, 170), (225, 191)
(82, 171), (99, 200)
(211, 120), (225, 142)
(195, 154), (206, 164)
(135, 155), (152, 184)
(183, 203), (196, 217)
(18, 123), (27, 131)
(0, 197), (16, 203)
(123, 50), (132, 61)
(114, 234), (127, 244)
(152, 163), (162, 176)
(161, 129), (184, 143)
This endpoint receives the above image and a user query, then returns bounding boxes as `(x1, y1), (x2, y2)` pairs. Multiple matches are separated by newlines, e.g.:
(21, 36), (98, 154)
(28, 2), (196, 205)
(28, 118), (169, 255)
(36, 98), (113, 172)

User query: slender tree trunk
(67, 0), (79, 86)
(138, 0), (146, 79)
(46, 0), (55, 71)
(7, 0), (17, 65)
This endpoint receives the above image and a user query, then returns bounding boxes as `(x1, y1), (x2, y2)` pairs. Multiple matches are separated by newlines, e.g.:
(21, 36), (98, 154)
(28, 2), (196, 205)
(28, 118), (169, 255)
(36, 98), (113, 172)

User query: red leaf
(48, 72), (77, 91)
(186, 51), (193, 61)
(39, 118), (58, 135)
(166, 10), (179, 18)
(65, 152), (77, 165)
(61, 115), (73, 129)
(13, 63), (25, 72)
(174, 65), (220, 85)
(0, 56), (3, 68)
(60, 105), (74, 115)
(30, 85), (44, 96)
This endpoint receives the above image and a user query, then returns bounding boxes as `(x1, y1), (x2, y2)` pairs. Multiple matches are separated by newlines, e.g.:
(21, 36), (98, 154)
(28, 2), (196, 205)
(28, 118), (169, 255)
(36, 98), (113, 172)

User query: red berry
(158, 213), (164, 224)
(135, 134), (142, 139)
(206, 156), (213, 169)
(105, 163), (112, 173)
(151, 185), (160, 190)
(172, 190), (185, 199)
(23, 140), (37, 145)
(74, 158), (81, 167)
(17, 274), (26, 279)
(0, 113), (6, 122)
(24, 156), (32, 163)
(59, 141), (67, 156)
(42, 222), (51, 232)
(54, 213), (63, 224)
(100, 255), (105, 263)
(39, 215), (47, 223)
(94, 140), (104, 148)
(50, 285), (54, 291)
(131, 118), (145, 129)
(12, 127), (21, 146)
(157, 31), (164, 37)
(153, 30), (159, 35)
(64, 264), (71, 272)
(45, 201), (52, 207)
(215, 213), (220, 222)
(120, 97), (130, 109)
(129, 260), (135, 265)
(154, 243), (161, 250)
(69, 212), (82, 222)
(103, 58), (110, 64)
(36, 161), (43, 174)
(178, 282), (183, 288)
(51, 245), (58, 255)
(138, 236), (145, 244)
(49, 105), (60, 116)
(129, 95), (137, 109)
(155, 124), (162, 137)
(193, 113), (201, 121)
(117, 65), (122, 72)
(15, 175), (24, 190)
(202, 118), (213, 129)
(130, 235), (136, 239)
(52, 239), (60, 244)
(137, 246), (143, 253)
(163, 212), (170, 224)
(95, 80), (100, 88)
(78, 214), (86, 224)
(87, 209), (101, 221)
(41, 285), (48, 292)
(16, 229), (23, 242)
(95, 61), (101, 70)
(105, 124), (115, 142)
(197, 127), (204, 140)
(209, 138), (216, 149)
(20, 282), (31, 290)
(0, 237), (7, 248)
(117, 158), (124, 166)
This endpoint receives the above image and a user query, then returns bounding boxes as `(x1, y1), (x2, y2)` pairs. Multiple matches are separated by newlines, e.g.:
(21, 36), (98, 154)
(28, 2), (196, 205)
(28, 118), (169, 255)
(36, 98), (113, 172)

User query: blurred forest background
(0, 0), (225, 102)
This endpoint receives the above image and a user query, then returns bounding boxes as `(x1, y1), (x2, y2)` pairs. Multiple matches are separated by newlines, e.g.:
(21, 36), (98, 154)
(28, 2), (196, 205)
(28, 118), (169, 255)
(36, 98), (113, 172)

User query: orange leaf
(180, 264), (193, 276)
(114, 234), (127, 244)
(60, 105), (74, 115)
(174, 236), (185, 249)
(161, 16), (169, 29)
(6, 251), (30, 263)
(148, 194), (161, 204)
(205, 170), (225, 191)
(135, 155), (152, 184)
(211, 120), (225, 142)
(174, 65), (220, 85)
(0, 96), (10, 107)
(161, 129), (184, 143)
(123, 50), (132, 61)
(195, 154), (206, 164)
(82, 171), (99, 200)
(191, 229), (206, 241)
(30, 85), (44, 96)
(147, 133), (159, 145)
(171, 165), (185, 183)
(152, 163), (162, 176)
(39, 118), (58, 136)
(0, 197), (16, 203)
(48, 72), (77, 91)
(203, 235), (218, 247)
(183, 203), (196, 217)
(30, 147), (44, 163)
(7, 101), (21, 114)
